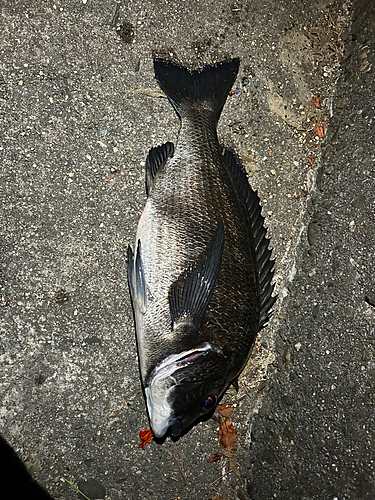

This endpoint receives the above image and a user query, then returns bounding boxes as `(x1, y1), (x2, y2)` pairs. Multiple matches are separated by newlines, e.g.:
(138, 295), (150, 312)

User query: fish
(127, 58), (276, 438)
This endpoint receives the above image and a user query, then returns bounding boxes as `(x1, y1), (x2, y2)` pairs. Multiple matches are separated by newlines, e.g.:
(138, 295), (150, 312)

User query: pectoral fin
(169, 218), (225, 336)
(127, 240), (147, 314)
(127, 245), (135, 302)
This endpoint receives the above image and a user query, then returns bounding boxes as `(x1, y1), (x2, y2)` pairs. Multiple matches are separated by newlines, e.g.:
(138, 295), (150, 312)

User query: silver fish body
(127, 59), (276, 438)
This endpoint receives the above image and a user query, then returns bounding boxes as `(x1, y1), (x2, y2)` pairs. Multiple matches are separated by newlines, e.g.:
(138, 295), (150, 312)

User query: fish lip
(151, 417), (181, 439)
(151, 420), (170, 439)
(145, 386), (171, 438)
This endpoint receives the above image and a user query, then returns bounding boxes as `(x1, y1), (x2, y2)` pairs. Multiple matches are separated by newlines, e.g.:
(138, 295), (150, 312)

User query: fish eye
(201, 395), (217, 413)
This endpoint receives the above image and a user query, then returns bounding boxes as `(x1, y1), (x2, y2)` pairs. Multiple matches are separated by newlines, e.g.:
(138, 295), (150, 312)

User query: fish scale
(127, 58), (276, 438)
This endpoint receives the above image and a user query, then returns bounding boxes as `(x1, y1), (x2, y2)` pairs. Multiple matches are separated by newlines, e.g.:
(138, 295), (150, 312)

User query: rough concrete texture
(247, 1), (375, 498)
(0, 0), (373, 499)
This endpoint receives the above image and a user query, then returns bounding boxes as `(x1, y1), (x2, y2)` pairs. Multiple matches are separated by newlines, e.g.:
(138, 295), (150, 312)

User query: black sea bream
(127, 59), (276, 438)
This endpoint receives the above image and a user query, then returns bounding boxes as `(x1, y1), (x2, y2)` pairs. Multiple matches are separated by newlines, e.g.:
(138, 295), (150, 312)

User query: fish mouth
(145, 343), (213, 438)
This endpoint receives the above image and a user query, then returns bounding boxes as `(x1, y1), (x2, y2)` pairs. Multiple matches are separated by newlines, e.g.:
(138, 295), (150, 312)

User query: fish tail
(153, 58), (240, 120)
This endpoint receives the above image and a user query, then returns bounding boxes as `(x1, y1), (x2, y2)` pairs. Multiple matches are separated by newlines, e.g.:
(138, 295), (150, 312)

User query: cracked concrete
(1, 1), (373, 499)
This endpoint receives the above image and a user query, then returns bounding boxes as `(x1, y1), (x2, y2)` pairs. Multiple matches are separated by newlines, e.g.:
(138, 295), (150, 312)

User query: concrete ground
(0, 0), (373, 499)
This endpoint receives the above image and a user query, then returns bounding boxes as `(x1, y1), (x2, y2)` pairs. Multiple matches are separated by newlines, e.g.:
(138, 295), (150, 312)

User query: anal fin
(145, 142), (174, 196)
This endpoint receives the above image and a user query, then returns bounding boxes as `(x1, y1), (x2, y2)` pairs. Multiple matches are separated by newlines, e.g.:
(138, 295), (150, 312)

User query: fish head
(145, 342), (228, 438)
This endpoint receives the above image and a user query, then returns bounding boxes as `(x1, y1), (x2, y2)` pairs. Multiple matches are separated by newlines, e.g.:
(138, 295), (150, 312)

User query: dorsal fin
(145, 142), (174, 196)
(223, 148), (277, 329)
(169, 218), (225, 337)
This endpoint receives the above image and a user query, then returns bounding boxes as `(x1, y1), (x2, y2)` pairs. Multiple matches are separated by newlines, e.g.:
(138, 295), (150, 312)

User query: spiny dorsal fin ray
(145, 142), (174, 197)
(169, 218), (225, 337)
(223, 148), (276, 329)
(257, 247), (272, 273)
(260, 291), (276, 326)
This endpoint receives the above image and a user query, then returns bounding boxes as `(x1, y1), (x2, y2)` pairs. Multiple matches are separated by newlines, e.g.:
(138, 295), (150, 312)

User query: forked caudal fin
(153, 58), (240, 120)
